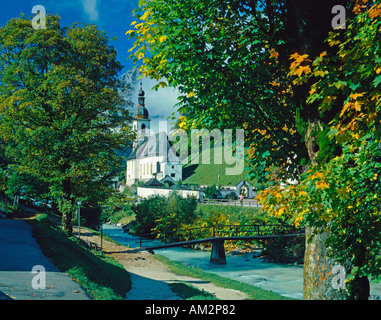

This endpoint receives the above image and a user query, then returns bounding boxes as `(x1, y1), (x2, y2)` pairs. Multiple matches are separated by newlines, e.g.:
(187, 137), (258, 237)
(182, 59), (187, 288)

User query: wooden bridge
(138, 224), (305, 265)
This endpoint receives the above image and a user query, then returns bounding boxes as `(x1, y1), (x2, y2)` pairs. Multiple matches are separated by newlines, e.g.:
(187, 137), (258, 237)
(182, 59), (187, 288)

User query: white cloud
(80, 0), (99, 22)
(139, 78), (180, 133)
(120, 70), (181, 133)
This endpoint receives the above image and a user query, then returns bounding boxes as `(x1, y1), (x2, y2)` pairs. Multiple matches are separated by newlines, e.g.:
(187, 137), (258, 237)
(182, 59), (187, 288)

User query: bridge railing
(200, 199), (262, 207)
(137, 223), (298, 247)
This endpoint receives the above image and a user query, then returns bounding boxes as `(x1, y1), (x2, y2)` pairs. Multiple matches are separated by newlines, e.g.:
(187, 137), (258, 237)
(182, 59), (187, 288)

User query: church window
(171, 173), (176, 178)
(141, 123), (146, 134)
(157, 161), (161, 173)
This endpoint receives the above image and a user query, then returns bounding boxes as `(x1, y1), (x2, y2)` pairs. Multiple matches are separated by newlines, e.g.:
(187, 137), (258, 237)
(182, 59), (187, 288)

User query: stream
(102, 224), (381, 300)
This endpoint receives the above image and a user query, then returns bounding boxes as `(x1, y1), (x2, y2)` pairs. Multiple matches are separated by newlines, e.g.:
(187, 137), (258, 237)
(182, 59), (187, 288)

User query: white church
(126, 84), (183, 186)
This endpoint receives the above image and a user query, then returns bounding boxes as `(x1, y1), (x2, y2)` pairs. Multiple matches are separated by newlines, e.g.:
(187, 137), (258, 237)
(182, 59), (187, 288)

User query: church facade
(126, 84), (182, 186)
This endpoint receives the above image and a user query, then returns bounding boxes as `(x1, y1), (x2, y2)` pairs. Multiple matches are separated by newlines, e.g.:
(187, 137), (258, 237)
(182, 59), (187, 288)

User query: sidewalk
(0, 219), (90, 300)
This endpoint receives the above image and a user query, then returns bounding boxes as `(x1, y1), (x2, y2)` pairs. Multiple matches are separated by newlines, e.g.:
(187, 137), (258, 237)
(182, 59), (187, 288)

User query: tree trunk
(303, 226), (347, 300)
(61, 206), (73, 236)
(284, 1), (349, 299)
(60, 177), (73, 236)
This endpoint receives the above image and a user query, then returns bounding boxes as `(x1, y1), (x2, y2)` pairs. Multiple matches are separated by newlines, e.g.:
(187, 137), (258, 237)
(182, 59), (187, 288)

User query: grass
(196, 204), (265, 223)
(168, 283), (218, 300)
(29, 214), (132, 300)
(154, 255), (292, 300)
(111, 209), (135, 225)
(182, 145), (252, 186)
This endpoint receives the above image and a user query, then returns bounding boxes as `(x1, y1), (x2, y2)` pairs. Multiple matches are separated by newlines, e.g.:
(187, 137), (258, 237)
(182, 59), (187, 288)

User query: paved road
(0, 219), (90, 300)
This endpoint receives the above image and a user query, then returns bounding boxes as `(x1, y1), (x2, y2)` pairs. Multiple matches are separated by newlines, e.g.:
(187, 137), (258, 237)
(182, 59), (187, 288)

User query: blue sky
(0, 1), (180, 125)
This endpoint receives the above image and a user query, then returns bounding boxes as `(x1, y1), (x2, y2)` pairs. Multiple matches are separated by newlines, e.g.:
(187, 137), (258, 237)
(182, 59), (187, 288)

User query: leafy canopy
(0, 14), (133, 233)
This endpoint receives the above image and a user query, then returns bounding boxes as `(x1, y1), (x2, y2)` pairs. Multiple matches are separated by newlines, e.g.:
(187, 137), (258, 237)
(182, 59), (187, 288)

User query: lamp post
(99, 226), (103, 255)
(77, 201), (82, 240)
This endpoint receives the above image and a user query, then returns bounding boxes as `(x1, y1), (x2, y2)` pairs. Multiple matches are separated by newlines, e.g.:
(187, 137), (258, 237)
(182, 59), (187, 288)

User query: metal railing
(137, 223), (300, 247)
(200, 199), (262, 207)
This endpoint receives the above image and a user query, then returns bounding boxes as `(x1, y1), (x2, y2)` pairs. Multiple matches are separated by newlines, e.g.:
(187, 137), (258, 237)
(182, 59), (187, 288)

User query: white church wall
(137, 186), (201, 199)
(163, 162), (182, 182)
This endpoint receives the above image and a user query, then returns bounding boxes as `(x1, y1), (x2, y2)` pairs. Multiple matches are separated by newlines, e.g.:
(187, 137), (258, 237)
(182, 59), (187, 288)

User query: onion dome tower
(133, 83), (151, 149)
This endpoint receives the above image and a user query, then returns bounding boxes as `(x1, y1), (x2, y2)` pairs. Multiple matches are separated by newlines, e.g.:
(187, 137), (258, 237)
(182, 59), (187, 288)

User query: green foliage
(79, 206), (103, 230)
(128, 0), (317, 182)
(301, 8), (381, 292)
(316, 125), (342, 165)
(0, 200), (23, 218)
(261, 236), (305, 264)
(131, 194), (167, 234)
(204, 184), (219, 199)
(131, 193), (198, 235)
(306, 136), (381, 285)
(0, 14), (133, 234)
(129, 0), (381, 298)
(5, 167), (50, 199)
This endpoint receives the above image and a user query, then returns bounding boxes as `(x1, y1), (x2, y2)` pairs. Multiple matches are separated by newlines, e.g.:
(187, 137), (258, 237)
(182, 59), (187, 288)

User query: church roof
(144, 178), (164, 187)
(134, 105), (149, 119)
(135, 82), (149, 119)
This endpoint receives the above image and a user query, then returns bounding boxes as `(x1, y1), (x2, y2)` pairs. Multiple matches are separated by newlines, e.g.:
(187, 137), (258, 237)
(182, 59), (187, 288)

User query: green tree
(127, 0), (380, 299)
(258, 2), (381, 299)
(131, 195), (167, 234)
(0, 14), (132, 235)
(128, 0), (348, 181)
(131, 193), (198, 236)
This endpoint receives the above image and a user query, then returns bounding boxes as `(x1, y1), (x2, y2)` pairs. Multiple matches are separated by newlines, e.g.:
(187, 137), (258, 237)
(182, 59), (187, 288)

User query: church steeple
(135, 82), (149, 119)
(133, 83), (151, 149)
(138, 82), (145, 106)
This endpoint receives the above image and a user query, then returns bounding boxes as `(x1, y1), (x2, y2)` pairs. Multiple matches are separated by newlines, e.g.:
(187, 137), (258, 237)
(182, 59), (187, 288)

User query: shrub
(204, 184), (219, 199)
(131, 192), (198, 236)
(131, 195), (167, 234)
(227, 192), (238, 200)
(260, 236), (305, 264)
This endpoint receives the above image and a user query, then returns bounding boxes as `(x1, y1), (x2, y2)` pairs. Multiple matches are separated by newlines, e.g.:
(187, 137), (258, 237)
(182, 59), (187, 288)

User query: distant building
(126, 84), (183, 186)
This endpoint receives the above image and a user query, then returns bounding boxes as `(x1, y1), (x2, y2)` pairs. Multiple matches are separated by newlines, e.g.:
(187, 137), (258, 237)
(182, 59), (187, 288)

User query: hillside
(182, 146), (253, 186)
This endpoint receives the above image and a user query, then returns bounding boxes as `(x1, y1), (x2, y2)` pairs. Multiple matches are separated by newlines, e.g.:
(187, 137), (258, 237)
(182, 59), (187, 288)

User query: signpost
(77, 201), (82, 240)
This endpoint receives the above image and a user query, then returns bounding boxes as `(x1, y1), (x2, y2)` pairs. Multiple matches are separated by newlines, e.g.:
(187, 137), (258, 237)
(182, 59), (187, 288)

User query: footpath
(0, 218), (90, 300)
(0, 214), (248, 300)
(73, 225), (249, 300)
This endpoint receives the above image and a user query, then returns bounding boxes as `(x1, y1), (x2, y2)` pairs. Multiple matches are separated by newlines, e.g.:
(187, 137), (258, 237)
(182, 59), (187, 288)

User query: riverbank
(103, 224), (381, 300)
(76, 224), (286, 300)
(102, 224), (301, 299)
